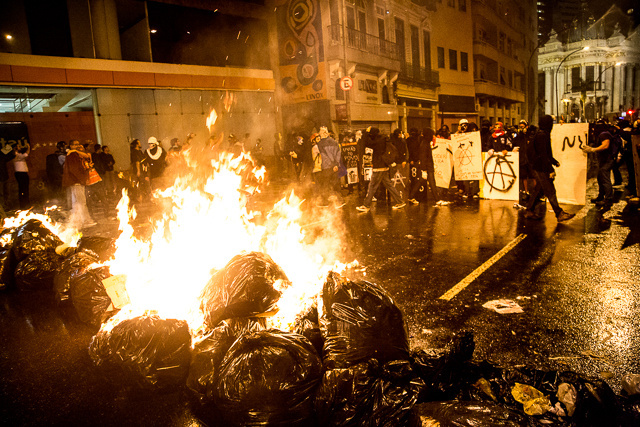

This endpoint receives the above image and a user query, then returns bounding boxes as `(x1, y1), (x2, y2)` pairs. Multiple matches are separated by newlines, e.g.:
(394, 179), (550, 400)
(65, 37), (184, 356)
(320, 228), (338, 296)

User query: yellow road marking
(438, 233), (527, 301)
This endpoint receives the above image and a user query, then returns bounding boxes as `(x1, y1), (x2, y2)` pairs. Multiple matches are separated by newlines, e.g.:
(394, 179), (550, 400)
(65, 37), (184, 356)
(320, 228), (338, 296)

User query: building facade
(470, 0), (538, 128)
(538, 13), (640, 122)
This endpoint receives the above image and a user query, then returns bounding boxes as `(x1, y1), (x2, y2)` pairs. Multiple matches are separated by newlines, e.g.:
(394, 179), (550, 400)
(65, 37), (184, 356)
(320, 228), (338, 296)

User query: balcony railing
(400, 62), (440, 86)
(328, 24), (401, 62)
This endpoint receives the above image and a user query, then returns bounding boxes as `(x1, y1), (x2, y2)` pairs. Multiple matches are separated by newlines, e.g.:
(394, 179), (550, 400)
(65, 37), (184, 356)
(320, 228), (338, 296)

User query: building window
(447, 0), (455, 7)
(423, 31), (432, 70)
(459, 0), (466, 12)
(336, 78), (344, 100)
(449, 49), (457, 70)
(498, 32), (505, 52)
(437, 47), (445, 68)
(586, 65), (594, 89)
(508, 70), (513, 87)
(500, 66), (506, 85)
(571, 67), (580, 91)
(460, 52), (468, 72)
(382, 85), (390, 104)
(378, 18), (385, 40)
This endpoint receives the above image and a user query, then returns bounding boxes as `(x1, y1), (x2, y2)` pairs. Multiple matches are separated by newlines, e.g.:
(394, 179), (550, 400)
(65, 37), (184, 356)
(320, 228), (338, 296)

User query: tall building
(271, 0), (439, 138)
(431, 0), (476, 132)
(538, 5), (640, 122)
(470, 0), (538, 127)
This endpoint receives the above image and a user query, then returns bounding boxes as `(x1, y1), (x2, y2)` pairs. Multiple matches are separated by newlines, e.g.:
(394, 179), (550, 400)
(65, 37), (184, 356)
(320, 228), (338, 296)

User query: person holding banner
(582, 120), (614, 206)
(524, 115), (575, 222)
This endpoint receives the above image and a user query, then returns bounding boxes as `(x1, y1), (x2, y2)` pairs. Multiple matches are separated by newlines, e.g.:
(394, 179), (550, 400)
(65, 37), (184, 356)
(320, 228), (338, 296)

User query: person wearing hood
(290, 135), (309, 182)
(524, 115), (575, 222)
(356, 127), (405, 212)
(316, 126), (344, 207)
(145, 136), (167, 189)
(408, 128), (439, 204)
(615, 119), (636, 200)
(489, 122), (516, 155)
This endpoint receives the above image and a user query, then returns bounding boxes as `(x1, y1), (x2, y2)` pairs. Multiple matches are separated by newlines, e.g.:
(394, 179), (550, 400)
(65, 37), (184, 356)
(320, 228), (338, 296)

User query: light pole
(555, 46), (589, 121)
(595, 62), (622, 119)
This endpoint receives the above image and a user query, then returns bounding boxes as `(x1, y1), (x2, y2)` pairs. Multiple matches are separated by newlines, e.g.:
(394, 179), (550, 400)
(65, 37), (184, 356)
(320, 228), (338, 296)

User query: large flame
(103, 148), (350, 337)
(205, 108), (218, 133)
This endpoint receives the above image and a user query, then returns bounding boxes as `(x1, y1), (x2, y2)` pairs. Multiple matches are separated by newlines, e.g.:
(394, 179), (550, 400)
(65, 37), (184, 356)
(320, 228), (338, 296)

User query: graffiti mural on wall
(277, 0), (327, 104)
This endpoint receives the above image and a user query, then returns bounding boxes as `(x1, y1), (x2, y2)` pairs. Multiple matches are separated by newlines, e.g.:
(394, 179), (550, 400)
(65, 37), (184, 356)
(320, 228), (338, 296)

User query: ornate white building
(538, 8), (640, 122)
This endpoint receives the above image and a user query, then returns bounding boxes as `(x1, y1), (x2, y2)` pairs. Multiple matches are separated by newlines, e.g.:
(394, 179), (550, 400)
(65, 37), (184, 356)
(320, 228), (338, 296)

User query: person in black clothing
(406, 128), (422, 203)
(524, 115), (575, 222)
(46, 141), (66, 203)
(289, 136), (307, 182)
(101, 145), (116, 198)
(408, 128), (439, 203)
(130, 139), (147, 202)
(355, 127), (405, 212)
(480, 119), (493, 152)
(513, 120), (535, 197)
(582, 120), (614, 205)
(390, 128), (409, 200)
(0, 143), (16, 211)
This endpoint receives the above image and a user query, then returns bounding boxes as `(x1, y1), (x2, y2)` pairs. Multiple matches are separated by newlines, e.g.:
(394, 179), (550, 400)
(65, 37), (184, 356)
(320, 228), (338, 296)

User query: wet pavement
(1, 177), (639, 425)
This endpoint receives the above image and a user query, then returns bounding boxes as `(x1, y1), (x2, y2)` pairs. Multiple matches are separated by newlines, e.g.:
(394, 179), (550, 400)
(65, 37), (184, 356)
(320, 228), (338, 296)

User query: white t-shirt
(14, 152), (28, 173)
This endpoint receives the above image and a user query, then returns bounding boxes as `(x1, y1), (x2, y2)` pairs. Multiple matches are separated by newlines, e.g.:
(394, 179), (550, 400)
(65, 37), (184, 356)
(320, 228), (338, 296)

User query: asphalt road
(1, 176), (638, 425)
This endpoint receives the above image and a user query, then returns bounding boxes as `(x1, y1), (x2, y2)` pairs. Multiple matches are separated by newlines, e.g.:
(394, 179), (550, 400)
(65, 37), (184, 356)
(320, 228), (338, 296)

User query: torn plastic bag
(89, 314), (192, 391)
(0, 248), (17, 291)
(293, 304), (323, 356)
(315, 358), (424, 427)
(10, 219), (63, 262)
(415, 401), (542, 426)
(77, 236), (116, 261)
(69, 265), (113, 326)
(187, 317), (266, 402)
(212, 330), (321, 426)
(320, 272), (409, 369)
(411, 331), (475, 400)
(200, 252), (290, 328)
(54, 251), (99, 303)
(14, 250), (62, 292)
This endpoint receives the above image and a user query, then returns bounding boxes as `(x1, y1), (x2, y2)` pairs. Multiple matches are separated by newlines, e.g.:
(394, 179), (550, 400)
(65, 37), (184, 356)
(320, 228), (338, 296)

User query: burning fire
(101, 147), (350, 338)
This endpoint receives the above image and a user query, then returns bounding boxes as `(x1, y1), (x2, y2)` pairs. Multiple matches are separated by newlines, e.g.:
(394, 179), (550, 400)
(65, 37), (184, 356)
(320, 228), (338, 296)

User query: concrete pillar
(545, 69), (553, 115)
(401, 101), (408, 131)
(90, 0), (121, 60)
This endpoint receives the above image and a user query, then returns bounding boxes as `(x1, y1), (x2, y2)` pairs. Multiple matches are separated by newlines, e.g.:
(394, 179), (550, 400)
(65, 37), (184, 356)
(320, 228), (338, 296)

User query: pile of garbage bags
(3, 221), (640, 425)
(0, 219), (117, 326)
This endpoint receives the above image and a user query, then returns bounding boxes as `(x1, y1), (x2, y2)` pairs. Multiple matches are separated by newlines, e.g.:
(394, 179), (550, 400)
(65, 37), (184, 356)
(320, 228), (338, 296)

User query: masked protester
(524, 115), (575, 222)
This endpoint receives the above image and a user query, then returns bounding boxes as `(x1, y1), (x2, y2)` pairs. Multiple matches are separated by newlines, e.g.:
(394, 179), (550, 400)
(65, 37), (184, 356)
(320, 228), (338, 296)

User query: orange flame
(205, 108), (218, 133)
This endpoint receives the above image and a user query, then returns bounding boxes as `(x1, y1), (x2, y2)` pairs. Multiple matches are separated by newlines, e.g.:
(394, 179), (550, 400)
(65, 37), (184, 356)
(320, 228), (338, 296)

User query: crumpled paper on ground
(482, 299), (524, 314)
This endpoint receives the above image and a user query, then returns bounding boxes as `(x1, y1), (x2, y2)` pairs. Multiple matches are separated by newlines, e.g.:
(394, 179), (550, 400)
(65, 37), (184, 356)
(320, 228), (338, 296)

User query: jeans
(527, 170), (563, 216)
(596, 158), (614, 200)
(14, 171), (29, 210)
(363, 169), (403, 208)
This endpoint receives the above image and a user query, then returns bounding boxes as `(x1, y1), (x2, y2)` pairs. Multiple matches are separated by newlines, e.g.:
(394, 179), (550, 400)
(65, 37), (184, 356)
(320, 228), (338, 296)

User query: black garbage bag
(212, 330), (322, 426)
(0, 248), (17, 291)
(187, 317), (266, 402)
(54, 251), (99, 304)
(320, 272), (410, 369)
(69, 265), (113, 326)
(14, 250), (62, 292)
(200, 252), (290, 328)
(89, 314), (192, 391)
(415, 401), (542, 426)
(315, 358), (425, 427)
(293, 304), (323, 356)
(11, 219), (63, 262)
(411, 331), (475, 400)
(77, 236), (117, 261)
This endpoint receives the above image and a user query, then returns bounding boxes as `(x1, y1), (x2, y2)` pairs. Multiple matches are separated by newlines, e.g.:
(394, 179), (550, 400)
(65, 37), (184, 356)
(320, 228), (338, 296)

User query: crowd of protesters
(268, 115), (640, 220)
(0, 114), (638, 226)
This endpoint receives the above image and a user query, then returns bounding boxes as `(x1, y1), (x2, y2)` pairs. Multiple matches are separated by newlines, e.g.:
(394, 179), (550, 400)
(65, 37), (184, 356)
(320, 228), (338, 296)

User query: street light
(555, 46), (589, 121)
(595, 62), (622, 119)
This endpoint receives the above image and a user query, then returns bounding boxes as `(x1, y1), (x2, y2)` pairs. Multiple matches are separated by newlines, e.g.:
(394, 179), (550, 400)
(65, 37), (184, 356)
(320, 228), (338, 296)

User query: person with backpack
(356, 127), (405, 212)
(583, 120), (616, 206)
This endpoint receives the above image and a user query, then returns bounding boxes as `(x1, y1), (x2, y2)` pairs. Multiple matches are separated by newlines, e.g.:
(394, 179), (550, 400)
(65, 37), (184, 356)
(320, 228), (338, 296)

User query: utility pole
(342, 0), (352, 131)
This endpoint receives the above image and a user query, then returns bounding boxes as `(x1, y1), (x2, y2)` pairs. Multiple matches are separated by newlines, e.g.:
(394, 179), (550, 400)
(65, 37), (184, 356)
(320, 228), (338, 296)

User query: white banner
(550, 123), (589, 205)
(452, 131), (483, 181)
(432, 138), (452, 189)
(480, 152), (520, 201)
